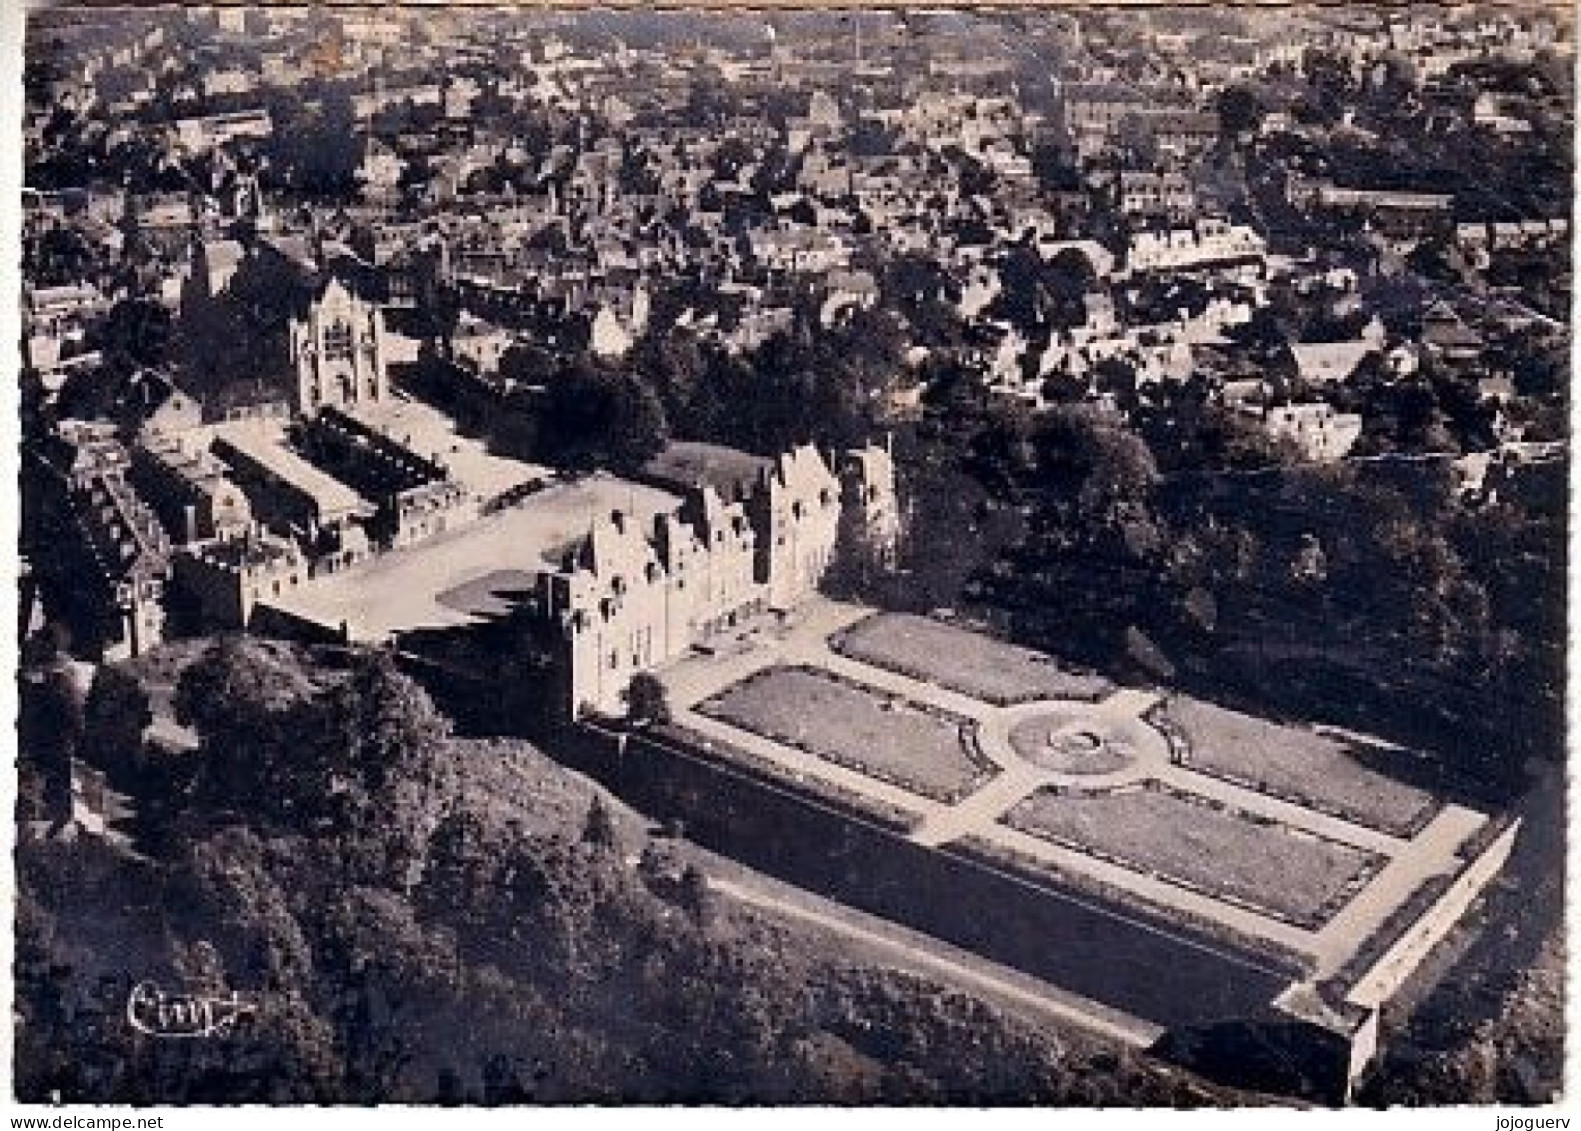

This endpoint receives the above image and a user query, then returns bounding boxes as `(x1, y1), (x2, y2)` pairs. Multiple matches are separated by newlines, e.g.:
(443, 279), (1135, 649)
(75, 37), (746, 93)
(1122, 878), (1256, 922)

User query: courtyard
(263, 473), (680, 640)
(354, 395), (550, 502)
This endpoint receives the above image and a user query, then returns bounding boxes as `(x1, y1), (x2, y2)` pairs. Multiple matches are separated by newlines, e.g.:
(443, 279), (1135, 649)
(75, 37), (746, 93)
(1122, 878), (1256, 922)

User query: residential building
(1262, 403), (1364, 462)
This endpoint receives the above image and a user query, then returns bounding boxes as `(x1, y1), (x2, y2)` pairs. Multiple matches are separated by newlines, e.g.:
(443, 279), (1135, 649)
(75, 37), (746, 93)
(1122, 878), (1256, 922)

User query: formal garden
(830, 613), (1114, 706)
(699, 664), (997, 803)
(1163, 697), (1439, 837)
(1002, 781), (1384, 928)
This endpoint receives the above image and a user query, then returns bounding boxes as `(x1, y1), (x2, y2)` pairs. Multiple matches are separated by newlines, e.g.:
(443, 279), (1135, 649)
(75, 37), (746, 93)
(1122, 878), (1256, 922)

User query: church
(288, 277), (389, 416)
(177, 234), (391, 421)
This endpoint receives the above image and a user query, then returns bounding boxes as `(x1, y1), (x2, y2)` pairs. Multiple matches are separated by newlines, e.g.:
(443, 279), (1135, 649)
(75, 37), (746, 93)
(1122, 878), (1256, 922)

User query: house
(357, 138), (406, 203)
(171, 108), (274, 154)
(1288, 340), (1378, 387)
(1126, 219), (1266, 278)
(820, 269), (880, 326)
(452, 312), (515, 377)
(1262, 403), (1364, 462)
(1419, 301), (1483, 362)
(748, 226), (851, 274)
(588, 286), (650, 360)
(55, 437), (174, 659)
(1116, 170), (1197, 221)
(23, 282), (110, 378)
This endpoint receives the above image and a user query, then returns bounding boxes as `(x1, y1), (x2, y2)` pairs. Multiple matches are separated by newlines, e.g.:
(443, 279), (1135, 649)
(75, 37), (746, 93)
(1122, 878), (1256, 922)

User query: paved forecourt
(265, 474), (680, 641)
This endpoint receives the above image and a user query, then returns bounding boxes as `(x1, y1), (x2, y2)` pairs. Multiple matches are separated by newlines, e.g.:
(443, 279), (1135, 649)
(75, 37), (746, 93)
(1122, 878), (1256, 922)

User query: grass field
(1003, 783), (1382, 927)
(1165, 697), (1438, 836)
(830, 613), (1113, 706)
(699, 664), (996, 803)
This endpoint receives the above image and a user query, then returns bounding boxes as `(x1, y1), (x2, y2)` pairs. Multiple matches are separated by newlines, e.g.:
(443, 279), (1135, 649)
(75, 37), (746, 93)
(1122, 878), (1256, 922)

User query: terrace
(656, 595), (1498, 1012)
(1163, 697), (1440, 837)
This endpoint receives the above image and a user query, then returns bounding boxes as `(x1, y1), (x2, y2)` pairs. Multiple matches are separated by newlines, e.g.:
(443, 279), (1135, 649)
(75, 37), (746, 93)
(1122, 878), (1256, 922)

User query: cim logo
(126, 982), (259, 1040)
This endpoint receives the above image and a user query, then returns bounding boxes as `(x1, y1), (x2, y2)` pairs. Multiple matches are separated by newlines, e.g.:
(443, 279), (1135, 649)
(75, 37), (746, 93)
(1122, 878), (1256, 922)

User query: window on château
(323, 319), (355, 362)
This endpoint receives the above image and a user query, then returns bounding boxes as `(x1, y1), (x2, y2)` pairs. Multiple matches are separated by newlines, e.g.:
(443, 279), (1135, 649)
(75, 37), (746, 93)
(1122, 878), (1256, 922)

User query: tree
(623, 671), (671, 726)
(97, 298), (172, 370)
(174, 636), (319, 805)
(580, 796), (618, 852)
(18, 660), (84, 821)
(632, 330), (705, 425)
(81, 664), (153, 787)
(536, 360), (669, 473)
(605, 373), (669, 473)
(678, 864), (713, 928)
(1217, 85), (1265, 138)
(1028, 405), (1161, 532)
(418, 807), (504, 939)
(317, 651), (457, 889)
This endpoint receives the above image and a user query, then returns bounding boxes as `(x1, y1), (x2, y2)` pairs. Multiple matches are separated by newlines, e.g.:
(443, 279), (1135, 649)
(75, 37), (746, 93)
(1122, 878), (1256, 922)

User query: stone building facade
(172, 530), (307, 629)
(533, 442), (897, 716)
(129, 432), (254, 545)
(289, 278), (390, 416)
(292, 407), (470, 550)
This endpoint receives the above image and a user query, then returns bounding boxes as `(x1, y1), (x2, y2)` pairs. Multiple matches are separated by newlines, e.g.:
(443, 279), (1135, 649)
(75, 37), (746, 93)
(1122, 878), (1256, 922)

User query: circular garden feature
(1009, 712), (1139, 776)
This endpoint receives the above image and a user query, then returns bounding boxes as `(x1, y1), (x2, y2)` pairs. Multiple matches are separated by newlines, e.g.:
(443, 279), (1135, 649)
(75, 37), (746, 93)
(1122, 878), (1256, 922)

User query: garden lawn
(1166, 698), (1438, 836)
(1003, 783), (1381, 927)
(700, 665), (995, 802)
(831, 613), (1112, 706)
